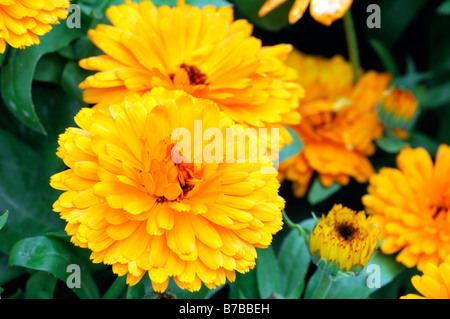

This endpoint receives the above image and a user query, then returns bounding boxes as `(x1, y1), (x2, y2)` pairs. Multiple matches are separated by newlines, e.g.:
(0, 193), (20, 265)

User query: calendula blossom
(309, 204), (380, 275)
(50, 88), (284, 292)
(258, 0), (353, 25)
(0, 0), (70, 53)
(363, 145), (450, 271)
(401, 256), (450, 299)
(379, 88), (418, 123)
(377, 88), (419, 139)
(78, 0), (303, 149)
(279, 50), (391, 197)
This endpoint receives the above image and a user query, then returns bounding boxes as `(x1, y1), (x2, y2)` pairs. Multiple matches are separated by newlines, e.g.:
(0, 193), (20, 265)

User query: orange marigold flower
(380, 88), (418, 123)
(401, 256), (450, 299)
(78, 0), (303, 148)
(258, 0), (353, 25)
(377, 88), (419, 139)
(363, 145), (450, 271)
(279, 50), (391, 197)
(50, 88), (284, 292)
(0, 0), (70, 53)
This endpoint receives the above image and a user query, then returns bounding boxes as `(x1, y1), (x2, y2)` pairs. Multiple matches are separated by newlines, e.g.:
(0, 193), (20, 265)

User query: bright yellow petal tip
(78, 0), (303, 150)
(401, 256), (450, 299)
(0, 0), (70, 53)
(309, 204), (380, 275)
(50, 87), (285, 292)
(363, 144), (450, 271)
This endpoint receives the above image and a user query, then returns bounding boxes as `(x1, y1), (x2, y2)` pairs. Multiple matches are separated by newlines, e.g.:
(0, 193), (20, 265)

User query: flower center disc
(336, 222), (357, 241)
(180, 63), (207, 85)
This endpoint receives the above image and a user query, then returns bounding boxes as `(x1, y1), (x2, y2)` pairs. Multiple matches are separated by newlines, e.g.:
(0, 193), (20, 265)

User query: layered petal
(50, 88), (284, 292)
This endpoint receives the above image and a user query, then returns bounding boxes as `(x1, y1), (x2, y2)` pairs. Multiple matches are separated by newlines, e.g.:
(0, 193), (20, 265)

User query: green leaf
(367, 252), (405, 289)
(277, 229), (310, 298)
(102, 276), (127, 299)
(307, 177), (342, 205)
(24, 271), (58, 299)
(33, 53), (66, 84)
(368, 38), (400, 78)
(0, 47), (8, 66)
(0, 210), (8, 231)
(255, 247), (280, 298)
(72, 35), (104, 60)
(126, 280), (145, 299)
(154, 277), (222, 299)
(228, 268), (259, 299)
(0, 252), (25, 287)
(61, 60), (93, 104)
(30, 87), (82, 178)
(1, 23), (83, 134)
(438, 106), (450, 144)
(232, 0), (294, 32)
(420, 81), (450, 110)
(437, 0), (450, 15)
(375, 134), (407, 154)
(367, 0), (428, 48)
(303, 268), (332, 299)
(0, 129), (64, 254)
(406, 131), (439, 157)
(429, 15), (450, 72)
(320, 272), (371, 299)
(188, 0), (232, 7)
(8, 235), (100, 299)
(305, 251), (405, 299)
(279, 127), (303, 163)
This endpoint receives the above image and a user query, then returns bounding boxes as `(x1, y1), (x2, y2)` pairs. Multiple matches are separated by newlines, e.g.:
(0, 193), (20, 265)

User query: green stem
(308, 270), (333, 299)
(282, 209), (307, 239)
(102, 276), (127, 299)
(343, 10), (360, 82)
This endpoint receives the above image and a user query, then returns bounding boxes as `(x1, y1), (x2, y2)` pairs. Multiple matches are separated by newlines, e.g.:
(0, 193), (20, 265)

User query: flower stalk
(343, 10), (360, 82)
(281, 209), (308, 240)
(306, 269), (333, 299)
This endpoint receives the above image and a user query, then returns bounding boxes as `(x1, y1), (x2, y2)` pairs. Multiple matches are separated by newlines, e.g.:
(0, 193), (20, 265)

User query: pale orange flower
(401, 256), (450, 299)
(279, 50), (391, 197)
(363, 145), (450, 271)
(0, 0), (70, 53)
(258, 0), (353, 25)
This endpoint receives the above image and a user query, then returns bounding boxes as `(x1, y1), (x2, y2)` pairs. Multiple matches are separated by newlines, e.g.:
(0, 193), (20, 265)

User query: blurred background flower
(258, 0), (353, 25)
(0, 0), (70, 53)
(279, 49), (390, 197)
(401, 256), (450, 299)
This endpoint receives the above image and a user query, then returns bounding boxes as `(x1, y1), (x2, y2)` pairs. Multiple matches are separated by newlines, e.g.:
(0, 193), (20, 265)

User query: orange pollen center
(307, 111), (337, 130)
(157, 142), (202, 202)
(179, 63), (208, 85)
(176, 162), (199, 194)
